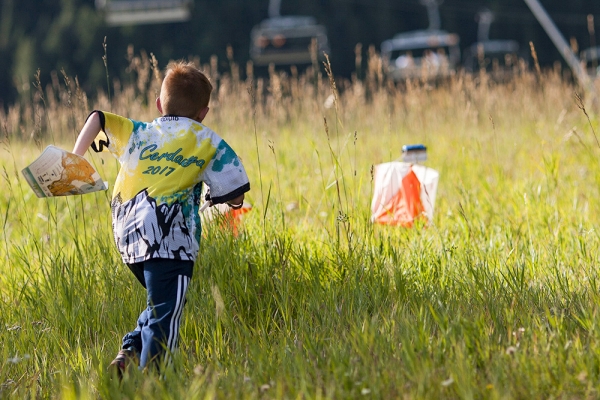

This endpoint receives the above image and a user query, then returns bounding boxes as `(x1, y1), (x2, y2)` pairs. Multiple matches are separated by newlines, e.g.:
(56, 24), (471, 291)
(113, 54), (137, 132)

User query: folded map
(21, 145), (108, 198)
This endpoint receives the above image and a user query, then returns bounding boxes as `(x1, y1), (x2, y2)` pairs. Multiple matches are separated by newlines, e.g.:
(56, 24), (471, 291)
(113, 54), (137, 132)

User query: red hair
(160, 61), (213, 119)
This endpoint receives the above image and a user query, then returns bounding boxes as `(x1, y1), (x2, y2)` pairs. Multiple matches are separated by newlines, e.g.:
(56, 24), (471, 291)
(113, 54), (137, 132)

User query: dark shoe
(108, 349), (135, 379)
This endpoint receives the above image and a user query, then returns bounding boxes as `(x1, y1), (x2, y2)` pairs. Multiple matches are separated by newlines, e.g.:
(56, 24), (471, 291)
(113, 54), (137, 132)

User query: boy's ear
(196, 107), (210, 122)
(156, 97), (163, 114)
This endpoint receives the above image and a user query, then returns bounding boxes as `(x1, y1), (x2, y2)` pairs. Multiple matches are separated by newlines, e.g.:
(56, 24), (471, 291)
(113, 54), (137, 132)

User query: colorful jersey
(95, 111), (250, 264)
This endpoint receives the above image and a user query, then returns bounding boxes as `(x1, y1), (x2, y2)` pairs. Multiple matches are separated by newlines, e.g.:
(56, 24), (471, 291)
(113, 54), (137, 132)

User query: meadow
(2, 50), (600, 398)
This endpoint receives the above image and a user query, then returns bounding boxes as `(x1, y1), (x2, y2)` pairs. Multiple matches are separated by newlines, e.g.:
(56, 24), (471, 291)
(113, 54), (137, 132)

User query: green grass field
(2, 57), (600, 398)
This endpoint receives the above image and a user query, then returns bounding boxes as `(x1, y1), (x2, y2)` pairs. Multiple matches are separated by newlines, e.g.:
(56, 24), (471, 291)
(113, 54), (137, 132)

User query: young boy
(72, 61), (250, 374)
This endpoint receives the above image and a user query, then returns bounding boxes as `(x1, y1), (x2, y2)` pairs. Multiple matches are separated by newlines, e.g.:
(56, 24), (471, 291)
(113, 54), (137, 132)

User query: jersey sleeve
(93, 111), (135, 158)
(202, 139), (250, 204)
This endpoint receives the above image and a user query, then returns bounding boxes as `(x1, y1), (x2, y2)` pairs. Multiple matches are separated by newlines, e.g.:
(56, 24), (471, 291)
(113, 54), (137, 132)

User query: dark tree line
(1, 0), (600, 106)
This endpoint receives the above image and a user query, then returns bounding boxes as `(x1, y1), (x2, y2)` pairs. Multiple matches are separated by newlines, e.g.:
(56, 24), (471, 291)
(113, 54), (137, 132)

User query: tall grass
(2, 50), (600, 398)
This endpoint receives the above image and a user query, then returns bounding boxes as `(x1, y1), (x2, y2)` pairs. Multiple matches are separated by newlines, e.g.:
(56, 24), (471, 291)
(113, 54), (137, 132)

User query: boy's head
(157, 61), (213, 122)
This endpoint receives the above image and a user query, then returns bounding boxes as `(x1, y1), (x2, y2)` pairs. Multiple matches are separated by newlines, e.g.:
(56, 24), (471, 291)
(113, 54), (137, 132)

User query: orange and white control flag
(371, 162), (439, 227)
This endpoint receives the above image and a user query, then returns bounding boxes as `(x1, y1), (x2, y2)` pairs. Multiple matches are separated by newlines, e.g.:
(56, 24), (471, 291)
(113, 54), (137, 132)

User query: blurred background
(1, 0), (599, 108)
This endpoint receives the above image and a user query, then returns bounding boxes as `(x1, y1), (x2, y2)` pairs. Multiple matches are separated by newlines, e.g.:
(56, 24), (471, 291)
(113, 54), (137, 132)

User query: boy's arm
(72, 111), (102, 156)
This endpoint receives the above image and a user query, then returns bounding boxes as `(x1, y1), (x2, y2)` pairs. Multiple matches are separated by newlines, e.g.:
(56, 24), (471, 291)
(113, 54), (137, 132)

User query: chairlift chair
(381, 30), (460, 81)
(95, 0), (192, 26)
(250, 0), (330, 67)
(580, 46), (600, 78)
(250, 16), (329, 66)
(462, 40), (520, 74)
(380, 0), (460, 81)
(463, 9), (520, 75)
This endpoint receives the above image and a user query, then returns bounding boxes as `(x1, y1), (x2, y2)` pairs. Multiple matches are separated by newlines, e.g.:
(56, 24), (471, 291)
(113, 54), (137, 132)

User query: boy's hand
(204, 189), (244, 209)
(226, 194), (245, 209)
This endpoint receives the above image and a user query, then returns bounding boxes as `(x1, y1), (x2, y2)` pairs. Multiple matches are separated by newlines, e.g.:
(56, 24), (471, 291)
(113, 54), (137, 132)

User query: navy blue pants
(121, 258), (194, 369)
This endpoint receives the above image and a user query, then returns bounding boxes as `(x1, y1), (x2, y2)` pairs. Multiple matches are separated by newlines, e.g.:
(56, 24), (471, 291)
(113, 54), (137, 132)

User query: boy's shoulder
(152, 116), (228, 144)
